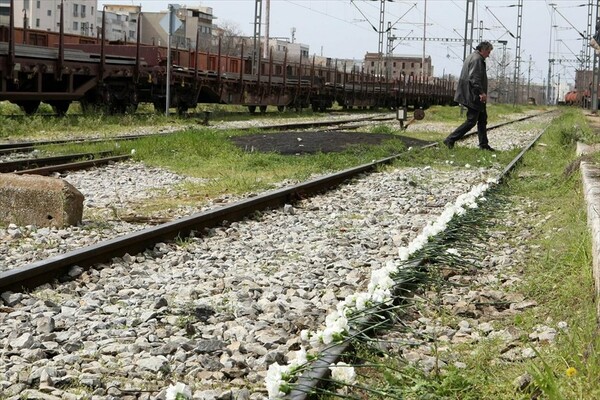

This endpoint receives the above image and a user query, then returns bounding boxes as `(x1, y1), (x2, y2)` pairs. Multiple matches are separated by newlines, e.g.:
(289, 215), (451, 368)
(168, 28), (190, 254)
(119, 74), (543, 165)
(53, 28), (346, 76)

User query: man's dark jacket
(454, 50), (488, 111)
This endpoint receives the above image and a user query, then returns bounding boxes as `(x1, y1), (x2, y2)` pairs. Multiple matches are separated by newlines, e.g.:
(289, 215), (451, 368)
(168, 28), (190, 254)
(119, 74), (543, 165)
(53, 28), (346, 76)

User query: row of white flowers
(265, 179), (495, 399)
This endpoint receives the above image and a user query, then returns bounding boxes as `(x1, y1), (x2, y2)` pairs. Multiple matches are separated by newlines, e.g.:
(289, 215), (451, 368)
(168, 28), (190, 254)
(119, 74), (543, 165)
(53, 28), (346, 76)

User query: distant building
(264, 38), (308, 62)
(136, 6), (214, 50)
(364, 52), (433, 79)
(100, 4), (139, 42)
(4, 0), (97, 37)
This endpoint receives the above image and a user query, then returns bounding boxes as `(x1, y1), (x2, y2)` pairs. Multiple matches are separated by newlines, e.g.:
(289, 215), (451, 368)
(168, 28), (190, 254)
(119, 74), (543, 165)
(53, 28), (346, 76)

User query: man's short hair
(476, 41), (494, 51)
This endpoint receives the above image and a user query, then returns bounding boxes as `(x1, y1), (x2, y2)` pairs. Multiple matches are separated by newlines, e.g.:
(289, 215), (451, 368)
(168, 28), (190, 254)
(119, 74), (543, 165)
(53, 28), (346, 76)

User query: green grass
(422, 103), (553, 123)
(43, 126), (413, 212)
(0, 112), (183, 140)
(340, 108), (600, 399)
(3, 100), (596, 397)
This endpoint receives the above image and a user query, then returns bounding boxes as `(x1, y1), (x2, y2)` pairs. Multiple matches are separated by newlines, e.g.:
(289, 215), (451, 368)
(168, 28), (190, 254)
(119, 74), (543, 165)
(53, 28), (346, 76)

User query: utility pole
(422, 0), (427, 77)
(386, 21), (392, 80)
(498, 40), (508, 103)
(462, 0), (475, 61)
(527, 54), (532, 100)
(586, 0), (593, 71)
(264, 0), (270, 58)
(252, 0), (262, 75)
(547, 4), (556, 106)
(166, 4), (176, 116)
(376, 0), (388, 76)
(512, 0), (523, 105)
(592, 0), (600, 112)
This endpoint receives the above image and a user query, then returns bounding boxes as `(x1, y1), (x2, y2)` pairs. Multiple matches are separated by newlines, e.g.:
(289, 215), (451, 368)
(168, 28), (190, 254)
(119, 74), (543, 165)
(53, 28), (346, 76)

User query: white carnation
(165, 382), (192, 400)
(330, 362), (356, 384)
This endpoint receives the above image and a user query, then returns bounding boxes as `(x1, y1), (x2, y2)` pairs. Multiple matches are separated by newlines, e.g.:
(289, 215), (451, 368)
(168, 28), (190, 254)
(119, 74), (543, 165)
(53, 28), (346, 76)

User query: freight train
(0, 3), (457, 115)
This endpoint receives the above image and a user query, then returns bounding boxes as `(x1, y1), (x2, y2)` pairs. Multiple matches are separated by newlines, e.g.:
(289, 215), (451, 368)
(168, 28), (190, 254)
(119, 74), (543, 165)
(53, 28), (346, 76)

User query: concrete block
(581, 162), (600, 318)
(576, 141), (600, 156)
(0, 173), (83, 227)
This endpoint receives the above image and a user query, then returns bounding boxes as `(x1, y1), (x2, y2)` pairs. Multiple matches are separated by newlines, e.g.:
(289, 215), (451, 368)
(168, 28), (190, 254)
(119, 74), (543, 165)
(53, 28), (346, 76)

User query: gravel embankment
(0, 112), (555, 399)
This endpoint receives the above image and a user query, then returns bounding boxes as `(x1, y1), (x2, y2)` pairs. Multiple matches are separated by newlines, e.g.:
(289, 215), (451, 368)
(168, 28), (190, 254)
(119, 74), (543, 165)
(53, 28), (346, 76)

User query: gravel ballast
(0, 112), (558, 399)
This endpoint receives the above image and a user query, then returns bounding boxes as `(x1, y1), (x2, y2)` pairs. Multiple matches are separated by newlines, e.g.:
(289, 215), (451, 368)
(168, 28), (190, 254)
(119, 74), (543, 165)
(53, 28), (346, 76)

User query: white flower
(300, 329), (310, 342)
(321, 327), (336, 344)
(367, 268), (395, 293)
(264, 180), (495, 394)
(330, 362), (356, 384)
(165, 382), (192, 400)
(292, 347), (308, 366)
(465, 163), (471, 168)
(325, 311), (349, 334)
(265, 363), (288, 399)
(446, 248), (461, 256)
(131, 148), (136, 155)
(310, 330), (323, 348)
(557, 321), (568, 330)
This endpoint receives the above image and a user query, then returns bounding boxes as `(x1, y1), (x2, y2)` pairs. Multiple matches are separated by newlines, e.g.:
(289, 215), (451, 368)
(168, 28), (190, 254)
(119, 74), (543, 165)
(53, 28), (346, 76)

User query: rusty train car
(0, 5), (457, 115)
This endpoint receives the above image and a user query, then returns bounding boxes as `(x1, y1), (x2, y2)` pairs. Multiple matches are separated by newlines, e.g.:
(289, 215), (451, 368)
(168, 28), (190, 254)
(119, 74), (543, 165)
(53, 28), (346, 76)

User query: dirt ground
(229, 131), (434, 155)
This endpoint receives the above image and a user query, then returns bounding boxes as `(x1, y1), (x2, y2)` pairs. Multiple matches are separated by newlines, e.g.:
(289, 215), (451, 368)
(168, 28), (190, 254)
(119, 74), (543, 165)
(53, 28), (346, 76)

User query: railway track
(0, 113), (392, 156)
(0, 151), (131, 176)
(0, 111), (556, 398)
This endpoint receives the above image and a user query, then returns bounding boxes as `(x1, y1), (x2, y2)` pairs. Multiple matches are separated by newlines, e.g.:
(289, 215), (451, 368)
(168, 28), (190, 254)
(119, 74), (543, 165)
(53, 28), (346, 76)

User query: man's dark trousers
(446, 105), (489, 147)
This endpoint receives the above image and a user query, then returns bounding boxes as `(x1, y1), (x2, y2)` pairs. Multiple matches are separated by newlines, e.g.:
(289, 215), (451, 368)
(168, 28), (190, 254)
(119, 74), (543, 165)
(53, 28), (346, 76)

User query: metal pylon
(377, 0), (387, 76)
(462, 0), (475, 61)
(592, 0), (600, 111)
(252, 0), (262, 75)
(512, 0), (522, 104)
(586, 0), (593, 71)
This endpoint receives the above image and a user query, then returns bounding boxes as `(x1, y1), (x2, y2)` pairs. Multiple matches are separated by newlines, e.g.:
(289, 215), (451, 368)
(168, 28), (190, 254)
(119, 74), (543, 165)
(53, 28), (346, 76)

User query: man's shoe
(479, 144), (495, 151)
(443, 139), (454, 149)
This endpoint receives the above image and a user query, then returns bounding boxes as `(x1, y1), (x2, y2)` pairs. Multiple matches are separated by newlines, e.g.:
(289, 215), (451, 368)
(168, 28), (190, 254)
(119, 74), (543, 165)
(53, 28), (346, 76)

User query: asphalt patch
(230, 131), (434, 155)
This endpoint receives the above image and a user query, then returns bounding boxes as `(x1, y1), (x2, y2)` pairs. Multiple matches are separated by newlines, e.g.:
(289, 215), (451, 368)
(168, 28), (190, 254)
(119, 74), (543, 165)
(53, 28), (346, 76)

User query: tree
(212, 20), (245, 56)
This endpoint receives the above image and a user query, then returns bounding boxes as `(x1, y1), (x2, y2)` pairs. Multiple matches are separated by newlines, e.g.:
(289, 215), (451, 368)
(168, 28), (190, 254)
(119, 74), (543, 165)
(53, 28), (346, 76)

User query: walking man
(443, 41), (495, 151)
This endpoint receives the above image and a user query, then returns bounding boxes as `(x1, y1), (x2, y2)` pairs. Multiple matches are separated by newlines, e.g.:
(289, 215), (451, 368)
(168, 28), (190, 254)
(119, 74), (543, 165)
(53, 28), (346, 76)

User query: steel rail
(0, 132), (175, 153)
(222, 115), (394, 131)
(0, 152), (404, 293)
(287, 123), (551, 399)
(0, 151), (115, 173)
(12, 155), (131, 176)
(0, 111), (553, 295)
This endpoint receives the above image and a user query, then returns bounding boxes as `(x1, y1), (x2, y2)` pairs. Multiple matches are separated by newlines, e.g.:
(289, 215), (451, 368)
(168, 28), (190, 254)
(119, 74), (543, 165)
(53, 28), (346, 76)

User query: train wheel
(110, 102), (128, 115)
(277, 105), (285, 112)
(126, 102), (139, 114)
(49, 101), (71, 116)
(248, 105), (257, 114)
(153, 99), (166, 114)
(259, 105), (267, 114)
(128, 91), (139, 114)
(17, 101), (40, 115)
(177, 104), (189, 116)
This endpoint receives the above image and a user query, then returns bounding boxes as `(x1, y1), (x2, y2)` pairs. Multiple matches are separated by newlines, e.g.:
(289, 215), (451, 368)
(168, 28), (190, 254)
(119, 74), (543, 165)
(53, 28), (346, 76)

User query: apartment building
(2, 0), (97, 36)
(364, 52), (433, 79)
(138, 6), (214, 50)
(101, 4), (139, 42)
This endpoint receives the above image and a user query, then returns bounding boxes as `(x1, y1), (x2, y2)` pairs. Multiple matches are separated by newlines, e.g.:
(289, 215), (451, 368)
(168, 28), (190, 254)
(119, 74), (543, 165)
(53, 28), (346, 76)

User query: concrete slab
(576, 141), (600, 156)
(0, 173), (83, 227)
(581, 161), (600, 316)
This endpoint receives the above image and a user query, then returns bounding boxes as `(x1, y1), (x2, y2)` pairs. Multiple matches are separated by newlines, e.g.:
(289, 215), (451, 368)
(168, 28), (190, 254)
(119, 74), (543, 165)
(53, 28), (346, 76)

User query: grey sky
(98, 0), (593, 87)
